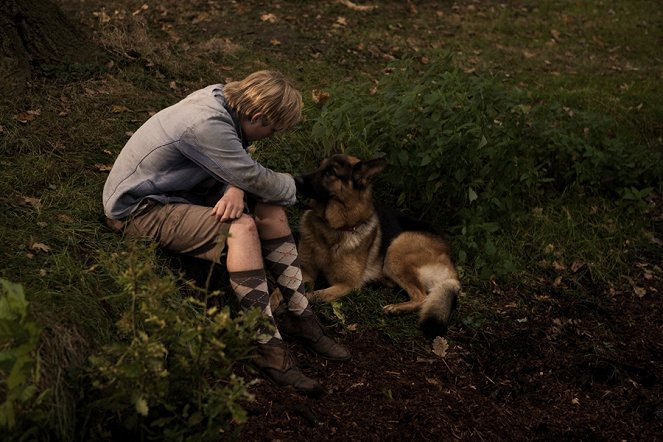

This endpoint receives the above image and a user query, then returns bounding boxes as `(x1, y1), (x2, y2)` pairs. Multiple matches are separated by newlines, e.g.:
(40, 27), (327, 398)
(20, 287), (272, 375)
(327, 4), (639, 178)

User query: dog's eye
(323, 169), (336, 178)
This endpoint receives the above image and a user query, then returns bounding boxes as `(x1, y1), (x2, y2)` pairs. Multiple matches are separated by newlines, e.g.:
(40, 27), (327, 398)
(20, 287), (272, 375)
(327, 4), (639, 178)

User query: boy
(103, 70), (349, 395)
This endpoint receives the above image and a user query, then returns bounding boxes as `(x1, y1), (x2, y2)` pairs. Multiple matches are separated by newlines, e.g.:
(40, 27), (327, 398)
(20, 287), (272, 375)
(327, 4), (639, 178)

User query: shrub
(310, 55), (661, 277)
(84, 246), (260, 441)
(0, 279), (48, 439)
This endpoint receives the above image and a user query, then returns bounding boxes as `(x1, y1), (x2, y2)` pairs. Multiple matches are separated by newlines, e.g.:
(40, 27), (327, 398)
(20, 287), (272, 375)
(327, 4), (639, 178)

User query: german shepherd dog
(294, 154), (460, 337)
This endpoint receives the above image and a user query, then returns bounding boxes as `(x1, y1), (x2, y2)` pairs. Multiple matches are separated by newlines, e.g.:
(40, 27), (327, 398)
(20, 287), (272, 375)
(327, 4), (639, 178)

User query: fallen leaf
(571, 397), (580, 405)
(169, 81), (177, 90)
(336, 16), (348, 26)
(551, 29), (561, 41)
(311, 89), (331, 104)
(92, 10), (111, 24)
(571, 261), (585, 273)
(552, 261), (566, 271)
(20, 196), (41, 210)
(111, 104), (131, 114)
(95, 163), (113, 172)
(132, 4), (149, 16)
(346, 323), (358, 331)
(16, 109), (41, 123)
(57, 214), (75, 223)
(30, 242), (52, 253)
(337, 0), (377, 12)
(633, 286), (646, 298)
(270, 39), (281, 46)
(431, 336), (449, 357)
(260, 13), (278, 23)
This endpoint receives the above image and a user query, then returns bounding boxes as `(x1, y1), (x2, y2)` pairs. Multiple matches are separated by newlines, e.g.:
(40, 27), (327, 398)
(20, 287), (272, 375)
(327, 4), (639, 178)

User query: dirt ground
(237, 274), (662, 441)
(52, 1), (662, 440)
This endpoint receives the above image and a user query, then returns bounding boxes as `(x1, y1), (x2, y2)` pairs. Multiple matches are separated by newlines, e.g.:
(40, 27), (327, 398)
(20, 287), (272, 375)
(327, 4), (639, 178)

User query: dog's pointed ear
(353, 157), (387, 188)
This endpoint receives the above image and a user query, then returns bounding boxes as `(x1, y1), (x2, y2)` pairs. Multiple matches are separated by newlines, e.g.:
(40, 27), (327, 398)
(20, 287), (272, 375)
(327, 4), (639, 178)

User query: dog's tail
(418, 278), (460, 338)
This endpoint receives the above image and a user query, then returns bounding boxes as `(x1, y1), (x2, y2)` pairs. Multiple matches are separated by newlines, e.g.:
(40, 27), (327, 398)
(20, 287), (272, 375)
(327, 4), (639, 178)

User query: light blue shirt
(102, 85), (296, 219)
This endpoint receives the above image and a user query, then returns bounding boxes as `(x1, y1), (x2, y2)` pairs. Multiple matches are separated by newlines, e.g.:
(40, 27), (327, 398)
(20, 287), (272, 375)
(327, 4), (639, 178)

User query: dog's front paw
(382, 304), (399, 315)
(306, 290), (323, 303)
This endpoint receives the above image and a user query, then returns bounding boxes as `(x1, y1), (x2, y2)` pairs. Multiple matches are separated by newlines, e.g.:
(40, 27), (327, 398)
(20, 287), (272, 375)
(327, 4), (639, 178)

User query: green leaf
(468, 187), (478, 203)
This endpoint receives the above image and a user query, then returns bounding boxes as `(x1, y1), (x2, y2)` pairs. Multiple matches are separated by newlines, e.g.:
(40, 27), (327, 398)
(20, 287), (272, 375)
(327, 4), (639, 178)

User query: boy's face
(241, 114), (280, 141)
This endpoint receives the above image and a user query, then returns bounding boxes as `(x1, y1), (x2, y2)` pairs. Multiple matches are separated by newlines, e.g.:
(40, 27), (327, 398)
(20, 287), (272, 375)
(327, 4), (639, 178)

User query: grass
(0, 0), (661, 438)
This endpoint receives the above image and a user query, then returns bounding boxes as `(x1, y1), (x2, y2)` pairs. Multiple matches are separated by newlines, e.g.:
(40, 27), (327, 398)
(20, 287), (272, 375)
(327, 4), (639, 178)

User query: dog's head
(295, 154), (387, 203)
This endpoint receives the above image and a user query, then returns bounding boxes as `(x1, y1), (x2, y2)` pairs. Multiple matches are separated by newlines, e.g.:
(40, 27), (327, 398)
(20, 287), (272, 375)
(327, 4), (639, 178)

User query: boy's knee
(228, 214), (259, 239)
(254, 203), (288, 223)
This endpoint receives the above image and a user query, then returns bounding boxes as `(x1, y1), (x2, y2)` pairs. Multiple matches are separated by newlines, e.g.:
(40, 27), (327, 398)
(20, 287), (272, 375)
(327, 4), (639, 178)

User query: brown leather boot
(254, 340), (324, 396)
(279, 311), (351, 361)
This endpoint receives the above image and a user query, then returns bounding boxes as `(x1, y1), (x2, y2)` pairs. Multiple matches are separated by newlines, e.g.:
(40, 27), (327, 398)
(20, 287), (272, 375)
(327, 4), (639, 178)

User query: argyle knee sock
(229, 268), (282, 344)
(261, 235), (311, 316)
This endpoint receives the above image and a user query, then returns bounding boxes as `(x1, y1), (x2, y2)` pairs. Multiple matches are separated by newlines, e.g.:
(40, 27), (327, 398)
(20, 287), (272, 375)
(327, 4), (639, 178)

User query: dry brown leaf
(30, 242), (52, 253)
(551, 29), (561, 41)
(431, 336), (449, 358)
(270, 39), (281, 46)
(260, 13), (278, 23)
(20, 196), (41, 210)
(111, 104), (131, 114)
(16, 109), (41, 124)
(93, 10), (111, 23)
(337, 0), (377, 12)
(132, 4), (148, 16)
(336, 16), (348, 26)
(571, 261), (585, 273)
(311, 89), (331, 104)
(633, 286), (646, 298)
(346, 323), (358, 331)
(94, 163), (114, 172)
(552, 261), (566, 271)
(57, 214), (75, 223)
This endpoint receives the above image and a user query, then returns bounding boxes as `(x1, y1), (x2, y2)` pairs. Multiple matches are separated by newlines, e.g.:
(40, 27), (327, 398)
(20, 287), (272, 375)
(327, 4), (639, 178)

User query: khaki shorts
(108, 202), (231, 263)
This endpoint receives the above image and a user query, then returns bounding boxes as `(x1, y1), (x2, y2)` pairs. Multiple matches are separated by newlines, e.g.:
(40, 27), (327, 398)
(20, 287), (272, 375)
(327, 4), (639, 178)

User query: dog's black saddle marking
(375, 205), (436, 256)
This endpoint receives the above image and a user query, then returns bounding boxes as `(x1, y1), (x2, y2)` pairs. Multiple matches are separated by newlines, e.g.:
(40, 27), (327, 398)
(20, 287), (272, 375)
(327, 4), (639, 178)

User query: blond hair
(224, 70), (303, 131)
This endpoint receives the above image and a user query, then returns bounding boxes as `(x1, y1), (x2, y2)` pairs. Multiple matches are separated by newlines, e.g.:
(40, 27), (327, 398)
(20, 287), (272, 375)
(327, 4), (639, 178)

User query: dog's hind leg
(382, 271), (426, 314)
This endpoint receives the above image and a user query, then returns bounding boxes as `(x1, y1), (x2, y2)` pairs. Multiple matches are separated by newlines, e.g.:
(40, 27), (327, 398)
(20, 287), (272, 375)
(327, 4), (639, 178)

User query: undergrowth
(1, 0), (661, 439)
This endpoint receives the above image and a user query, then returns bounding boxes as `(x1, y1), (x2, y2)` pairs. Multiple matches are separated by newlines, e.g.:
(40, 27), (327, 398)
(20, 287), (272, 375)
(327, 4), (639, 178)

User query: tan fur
(296, 154), (460, 337)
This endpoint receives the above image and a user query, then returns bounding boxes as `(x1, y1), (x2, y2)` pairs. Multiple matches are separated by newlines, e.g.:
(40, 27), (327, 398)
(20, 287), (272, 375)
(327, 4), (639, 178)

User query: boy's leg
(254, 203), (351, 361)
(225, 215), (322, 394)
(119, 203), (322, 394)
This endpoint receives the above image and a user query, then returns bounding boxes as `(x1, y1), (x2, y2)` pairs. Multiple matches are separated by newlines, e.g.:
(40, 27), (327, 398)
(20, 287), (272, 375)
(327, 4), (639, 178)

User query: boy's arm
(180, 118), (296, 206)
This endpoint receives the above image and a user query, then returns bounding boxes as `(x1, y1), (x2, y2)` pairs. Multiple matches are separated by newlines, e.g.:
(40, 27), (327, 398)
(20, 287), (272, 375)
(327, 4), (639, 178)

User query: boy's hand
(212, 186), (245, 222)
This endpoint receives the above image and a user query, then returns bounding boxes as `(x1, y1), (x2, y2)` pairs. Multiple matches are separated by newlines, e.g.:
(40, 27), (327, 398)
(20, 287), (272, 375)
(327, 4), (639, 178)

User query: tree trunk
(0, 0), (103, 100)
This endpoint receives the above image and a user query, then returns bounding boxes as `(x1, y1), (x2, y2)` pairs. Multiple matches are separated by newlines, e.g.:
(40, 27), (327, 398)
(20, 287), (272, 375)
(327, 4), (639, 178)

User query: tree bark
(0, 0), (103, 100)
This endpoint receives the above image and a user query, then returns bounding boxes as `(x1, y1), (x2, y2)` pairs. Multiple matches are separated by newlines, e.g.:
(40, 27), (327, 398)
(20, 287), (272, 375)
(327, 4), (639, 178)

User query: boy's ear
(352, 158), (387, 188)
(250, 112), (265, 124)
